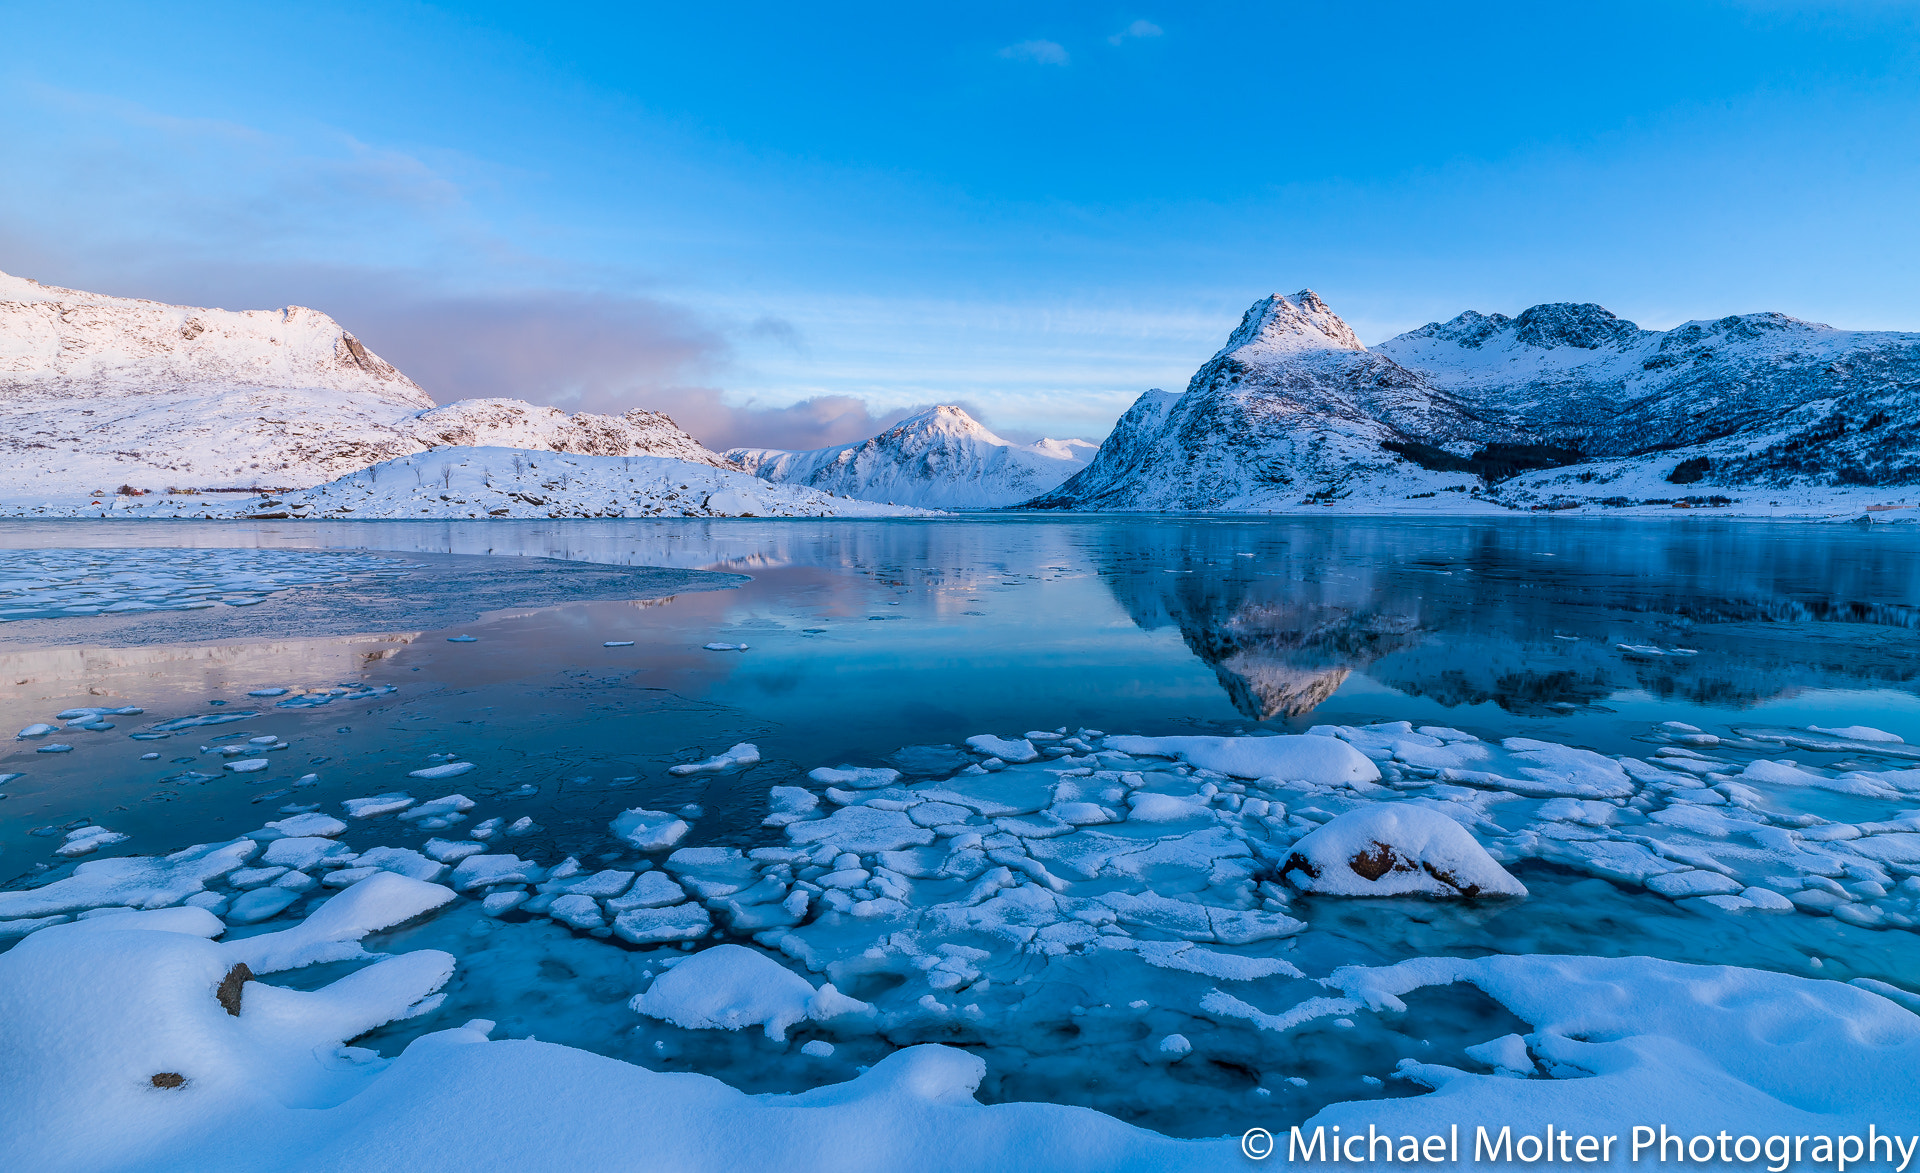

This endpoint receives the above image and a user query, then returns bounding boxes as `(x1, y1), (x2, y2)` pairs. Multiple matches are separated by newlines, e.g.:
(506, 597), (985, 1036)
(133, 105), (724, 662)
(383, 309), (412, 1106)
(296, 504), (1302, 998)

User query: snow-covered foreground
(0, 547), (415, 621)
(0, 448), (932, 520)
(3, 713), (1918, 1169)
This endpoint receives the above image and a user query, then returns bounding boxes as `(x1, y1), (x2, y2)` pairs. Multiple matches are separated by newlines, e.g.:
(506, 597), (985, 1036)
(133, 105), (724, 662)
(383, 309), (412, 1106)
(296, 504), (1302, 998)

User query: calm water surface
(2, 515), (1917, 870)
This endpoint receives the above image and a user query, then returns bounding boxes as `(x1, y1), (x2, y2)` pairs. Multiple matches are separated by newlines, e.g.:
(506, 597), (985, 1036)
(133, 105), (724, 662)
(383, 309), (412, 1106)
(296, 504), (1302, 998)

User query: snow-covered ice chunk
(262, 837), (356, 871)
(225, 758), (271, 773)
(0, 839), (257, 919)
(264, 812), (346, 839)
(786, 806), (936, 853)
(611, 902), (712, 943)
(547, 894), (606, 931)
(1464, 1033), (1532, 1074)
(448, 855), (545, 892)
(703, 642), (749, 651)
(482, 890), (529, 916)
(1125, 792), (1208, 822)
(397, 793), (475, 821)
(55, 826), (130, 857)
(343, 792), (415, 819)
(423, 838), (486, 864)
(407, 762), (475, 780)
(667, 742), (760, 775)
(808, 766), (902, 790)
(354, 847), (450, 883)
(226, 886), (301, 925)
(631, 944), (868, 1041)
(1281, 804), (1527, 897)
(226, 871), (456, 973)
(1808, 724), (1903, 743)
(764, 786), (821, 827)
(965, 735), (1040, 763)
(611, 808), (692, 851)
(603, 640), (635, 647)
(16, 723), (55, 739)
(606, 870), (686, 910)
(1105, 733), (1380, 784)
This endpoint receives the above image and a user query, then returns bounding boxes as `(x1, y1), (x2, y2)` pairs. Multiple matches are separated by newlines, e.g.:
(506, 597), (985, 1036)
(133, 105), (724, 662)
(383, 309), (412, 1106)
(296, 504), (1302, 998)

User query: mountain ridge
(0, 270), (731, 496)
(727, 404), (1092, 509)
(1031, 290), (1920, 512)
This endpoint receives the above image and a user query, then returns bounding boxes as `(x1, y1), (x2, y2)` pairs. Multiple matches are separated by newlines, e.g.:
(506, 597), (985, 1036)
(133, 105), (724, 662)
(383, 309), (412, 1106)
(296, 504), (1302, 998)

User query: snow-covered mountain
(1031, 290), (1920, 514)
(726, 405), (1094, 509)
(0, 271), (730, 497)
(6, 447), (928, 520)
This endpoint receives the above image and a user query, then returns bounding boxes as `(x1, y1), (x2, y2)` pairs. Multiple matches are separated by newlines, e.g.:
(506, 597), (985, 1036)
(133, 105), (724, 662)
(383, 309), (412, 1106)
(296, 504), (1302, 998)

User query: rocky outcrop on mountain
(1033, 290), (1920, 514)
(0, 271), (730, 496)
(727, 405), (1092, 509)
(1376, 303), (1920, 486)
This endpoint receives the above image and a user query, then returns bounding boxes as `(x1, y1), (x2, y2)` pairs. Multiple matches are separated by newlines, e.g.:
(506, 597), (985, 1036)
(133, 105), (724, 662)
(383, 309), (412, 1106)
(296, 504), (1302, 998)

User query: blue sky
(4, 2), (1919, 448)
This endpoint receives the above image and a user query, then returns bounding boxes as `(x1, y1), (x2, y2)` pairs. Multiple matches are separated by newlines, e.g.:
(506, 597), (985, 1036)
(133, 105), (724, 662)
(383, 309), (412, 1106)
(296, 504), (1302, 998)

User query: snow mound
(631, 944), (868, 1041)
(1280, 804), (1528, 897)
(0, 903), (1222, 1171)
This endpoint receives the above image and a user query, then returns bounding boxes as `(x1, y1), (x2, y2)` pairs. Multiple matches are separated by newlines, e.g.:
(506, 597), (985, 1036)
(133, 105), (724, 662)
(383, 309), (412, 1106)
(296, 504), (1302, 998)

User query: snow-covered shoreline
(4, 702), (1917, 1169)
(0, 447), (934, 521)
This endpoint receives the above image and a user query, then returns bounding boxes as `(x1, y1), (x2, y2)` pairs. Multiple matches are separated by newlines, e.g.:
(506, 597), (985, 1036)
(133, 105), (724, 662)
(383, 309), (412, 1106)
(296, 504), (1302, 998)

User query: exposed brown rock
(216, 962), (253, 1016)
(150, 1072), (185, 1088)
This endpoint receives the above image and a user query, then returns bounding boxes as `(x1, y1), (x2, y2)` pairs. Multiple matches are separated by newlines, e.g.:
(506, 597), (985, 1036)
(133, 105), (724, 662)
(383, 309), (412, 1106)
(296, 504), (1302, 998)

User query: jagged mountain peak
(1391, 302), (1649, 354)
(879, 404), (1009, 446)
(1214, 289), (1366, 360)
(1510, 302), (1647, 350)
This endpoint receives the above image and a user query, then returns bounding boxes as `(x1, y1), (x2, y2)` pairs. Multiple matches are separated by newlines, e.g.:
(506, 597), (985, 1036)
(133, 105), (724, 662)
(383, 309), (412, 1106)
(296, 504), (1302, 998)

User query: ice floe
(668, 742), (761, 775)
(0, 547), (412, 621)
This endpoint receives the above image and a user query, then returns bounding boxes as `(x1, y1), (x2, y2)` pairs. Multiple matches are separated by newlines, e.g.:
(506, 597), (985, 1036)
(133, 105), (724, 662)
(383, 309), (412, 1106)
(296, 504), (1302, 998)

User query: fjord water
(3, 516), (1919, 1135)
(3, 515), (1918, 862)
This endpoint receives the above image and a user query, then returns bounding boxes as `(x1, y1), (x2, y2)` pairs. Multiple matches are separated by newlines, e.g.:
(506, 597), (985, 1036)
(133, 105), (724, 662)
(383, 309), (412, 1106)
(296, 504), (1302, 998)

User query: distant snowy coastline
(0, 447), (933, 520)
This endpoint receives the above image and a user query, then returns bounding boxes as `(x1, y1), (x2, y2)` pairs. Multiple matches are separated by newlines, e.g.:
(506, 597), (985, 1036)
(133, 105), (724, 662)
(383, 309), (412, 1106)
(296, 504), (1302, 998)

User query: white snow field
(0, 547), (414, 621)
(3, 717), (1918, 1169)
(5, 447), (931, 520)
(0, 270), (737, 500)
(728, 404), (1095, 510)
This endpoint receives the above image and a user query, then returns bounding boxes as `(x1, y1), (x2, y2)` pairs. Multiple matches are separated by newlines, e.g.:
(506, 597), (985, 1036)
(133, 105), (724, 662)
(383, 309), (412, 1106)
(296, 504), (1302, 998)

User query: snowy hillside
(0, 271), (731, 497)
(3, 447), (930, 520)
(1033, 290), (1920, 515)
(726, 405), (1093, 509)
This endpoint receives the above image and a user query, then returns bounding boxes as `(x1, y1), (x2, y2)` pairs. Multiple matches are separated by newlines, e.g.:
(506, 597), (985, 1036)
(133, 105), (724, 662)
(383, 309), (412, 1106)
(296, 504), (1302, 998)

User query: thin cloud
(1108, 20), (1163, 45)
(998, 39), (1070, 66)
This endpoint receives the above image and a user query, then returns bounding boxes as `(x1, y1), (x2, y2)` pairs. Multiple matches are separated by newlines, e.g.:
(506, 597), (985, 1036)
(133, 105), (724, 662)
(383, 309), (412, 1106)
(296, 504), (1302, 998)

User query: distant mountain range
(0, 270), (730, 498)
(1032, 290), (1920, 513)
(727, 405), (1094, 509)
(9, 268), (1914, 517)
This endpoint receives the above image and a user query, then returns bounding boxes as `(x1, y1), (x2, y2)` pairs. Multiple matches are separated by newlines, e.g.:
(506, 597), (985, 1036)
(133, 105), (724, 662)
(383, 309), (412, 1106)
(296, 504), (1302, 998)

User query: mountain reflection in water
(1099, 520), (1920, 720)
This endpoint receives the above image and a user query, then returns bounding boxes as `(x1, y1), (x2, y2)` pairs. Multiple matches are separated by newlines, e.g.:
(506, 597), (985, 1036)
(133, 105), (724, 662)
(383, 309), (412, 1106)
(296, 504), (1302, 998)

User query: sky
(4, 2), (1920, 450)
